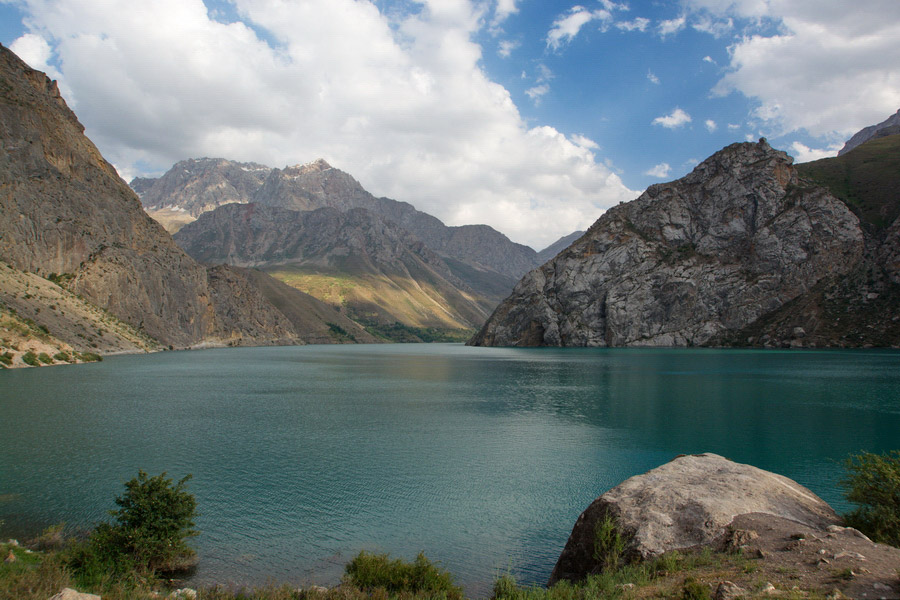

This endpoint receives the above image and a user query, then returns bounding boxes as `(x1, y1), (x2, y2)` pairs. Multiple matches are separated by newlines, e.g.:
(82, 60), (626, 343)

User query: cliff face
(838, 108), (900, 156)
(470, 140), (866, 347)
(0, 44), (363, 350)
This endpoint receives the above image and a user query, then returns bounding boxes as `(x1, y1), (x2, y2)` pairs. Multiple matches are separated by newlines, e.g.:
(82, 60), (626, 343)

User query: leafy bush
(841, 450), (900, 546)
(37, 352), (53, 364)
(53, 351), (70, 362)
(21, 351), (39, 366)
(0, 352), (12, 366)
(66, 470), (198, 581)
(344, 551), (463, 598)
(681, 576), (711, 600)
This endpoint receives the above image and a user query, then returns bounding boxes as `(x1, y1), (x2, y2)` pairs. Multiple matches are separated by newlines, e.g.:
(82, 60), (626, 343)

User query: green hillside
(797, 134), (900, 231)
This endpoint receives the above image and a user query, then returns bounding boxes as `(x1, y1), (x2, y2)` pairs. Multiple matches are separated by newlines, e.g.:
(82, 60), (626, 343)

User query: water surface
(1, 345), (899, 595)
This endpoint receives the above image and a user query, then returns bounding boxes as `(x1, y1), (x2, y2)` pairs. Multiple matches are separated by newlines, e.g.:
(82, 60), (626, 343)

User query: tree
(841, 450), (900, 547)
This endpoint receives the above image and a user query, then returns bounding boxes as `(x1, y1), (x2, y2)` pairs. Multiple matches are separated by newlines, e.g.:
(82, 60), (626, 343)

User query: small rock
(49, 589), (102, 600)
(793, 326), (806, 338)
(308, 585), (329, 593)
(168, 589), (197, 600)
(4, 549), (16, 563)
(755, 548), (767, 559)
(5, 539), (19, 547)
(818, 549), (827, 555)
(616, 583), (635, 591)
(816, 557), (830, 566)
(762, 582), (777, 595)
(826, 589), (846, 600)
(833, 551), (866, 561)
(715, 581), (747, 600)
(724, 528), (759, 552)
(873, 583), (892, 591)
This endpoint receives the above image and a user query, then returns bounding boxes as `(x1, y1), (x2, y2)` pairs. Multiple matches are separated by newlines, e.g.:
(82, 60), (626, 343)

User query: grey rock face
(549, 453), (840, 584)
(838, 108), (900, 156)
(536, 230), (585, 264)
(471, 140), (864, 347)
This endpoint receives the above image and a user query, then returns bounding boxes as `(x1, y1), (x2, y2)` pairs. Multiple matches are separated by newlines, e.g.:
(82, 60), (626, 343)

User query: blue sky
(2, 0), (899, 249)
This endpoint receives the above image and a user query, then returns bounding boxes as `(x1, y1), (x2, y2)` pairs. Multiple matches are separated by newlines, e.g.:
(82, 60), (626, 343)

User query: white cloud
(497, 39), (519, 57)
(644, 163), (671, 178)
(702, 55), (716, 65)
(658, 15), (686, 37)
(647, 70), (660, 84)
(691, 0), (900, 139)
(691, 15), (733, 37)
(652, 108), (692, 129)
(10, 0), (636, 249)
(570, 134), (599, 149)
(616, 17), (649, 32)
(525, 84), (550, 104)
(9, 33), (60, 78)
(789, 141), (840, 163)
(546, 3), (629, 49)
(492, 0), (519, 26)
(727, 122), (741, 130)
(705, 119), (717, 132)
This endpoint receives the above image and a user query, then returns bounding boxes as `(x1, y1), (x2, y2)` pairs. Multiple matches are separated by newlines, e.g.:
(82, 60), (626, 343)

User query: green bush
(66, 470), (198, 581)
(344, 551), (463, 598)
(841, 450), (900, 547)
(592, 512), (628, 572)
(21, 351), (39, 366)
(0, 352), (12, 366)
(53, 351), (71, 362)
(37, 352), (53, 364)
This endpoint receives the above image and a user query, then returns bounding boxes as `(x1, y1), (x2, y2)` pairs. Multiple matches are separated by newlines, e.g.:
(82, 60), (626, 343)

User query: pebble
(833, 551), (866, 561)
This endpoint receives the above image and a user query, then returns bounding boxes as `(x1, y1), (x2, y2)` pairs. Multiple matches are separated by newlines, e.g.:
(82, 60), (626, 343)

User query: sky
(2, 1), (899, 250)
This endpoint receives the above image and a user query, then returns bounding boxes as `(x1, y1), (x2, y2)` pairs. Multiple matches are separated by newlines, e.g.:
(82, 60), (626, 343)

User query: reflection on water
(1, 345), (899, 596)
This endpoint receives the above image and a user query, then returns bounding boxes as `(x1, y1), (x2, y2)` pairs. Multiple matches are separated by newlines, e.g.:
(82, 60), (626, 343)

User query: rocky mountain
(536, 230), (585, 264)
(134, 157), (540, 282)
(838, 108), (900, 156)
(0, 43), (374, 359)
(470, 139), (891, 348)
(174, 203), (492, 332)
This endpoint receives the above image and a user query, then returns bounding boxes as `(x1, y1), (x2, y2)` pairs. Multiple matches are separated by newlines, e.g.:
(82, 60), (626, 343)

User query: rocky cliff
(174, 203), (492, 330)
(470, 140), (868, 347)
(0, 44), (370, 353)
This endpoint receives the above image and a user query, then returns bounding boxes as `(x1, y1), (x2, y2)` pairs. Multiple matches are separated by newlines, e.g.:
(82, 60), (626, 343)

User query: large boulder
(549, 453), (841, 584)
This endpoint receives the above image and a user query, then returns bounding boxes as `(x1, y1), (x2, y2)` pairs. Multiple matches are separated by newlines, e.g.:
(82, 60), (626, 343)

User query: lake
(1, 344), (899, 596)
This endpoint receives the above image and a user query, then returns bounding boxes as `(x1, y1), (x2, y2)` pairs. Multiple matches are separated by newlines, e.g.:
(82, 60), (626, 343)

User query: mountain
(134, 157), (539, 282)
(536, 230), (585, 264)
(174, 203), (492, 334)
(469, 139), (900, 348)
(838, 108), (900, 156)
(0, 43), (374, 362)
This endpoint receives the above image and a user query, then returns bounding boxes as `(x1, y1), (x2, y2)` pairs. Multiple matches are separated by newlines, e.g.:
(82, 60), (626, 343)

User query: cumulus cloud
(653, 108), (692, 128)
(647, 70), (660, 84)
(690, 0), (900, 138)
(9, 0), (636, 249)
(492, 0), (519, 26)
(525, 84), (550, 104)
(9, 33), (60, 79)
(644, 163), (671, 178)
(789, 141), (840, 163)
(705, 119), (717, 132)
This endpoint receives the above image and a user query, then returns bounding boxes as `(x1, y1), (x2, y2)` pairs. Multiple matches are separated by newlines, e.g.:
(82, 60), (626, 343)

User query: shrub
(592, 512), (628, 572)
(681, 576), (711, 600)
(21, 351), (39, 366)
(841, 450), (900, 547)
(53, 351), (71, 362)
(344, 551), (463, 598)
(37, 352), (53, 364)
(0, 352), (12, 366)
(66, 470), (198, 581)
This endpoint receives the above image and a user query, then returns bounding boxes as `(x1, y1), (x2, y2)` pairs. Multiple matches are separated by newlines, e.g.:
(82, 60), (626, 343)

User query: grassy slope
(797, 133), (900, 232)
(264, 264), (478, 341)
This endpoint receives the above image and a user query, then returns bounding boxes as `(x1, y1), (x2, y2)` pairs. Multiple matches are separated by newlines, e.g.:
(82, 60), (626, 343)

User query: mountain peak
(288, 158), (333, 173)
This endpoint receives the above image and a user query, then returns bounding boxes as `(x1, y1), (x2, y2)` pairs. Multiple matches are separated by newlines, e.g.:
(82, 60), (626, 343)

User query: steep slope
(174, 203), (491, 332)
(0, 44), (366, 352)
(134, 157), (540, 283)
(838, 108), (900, 156)
(470, 140), (866, 347)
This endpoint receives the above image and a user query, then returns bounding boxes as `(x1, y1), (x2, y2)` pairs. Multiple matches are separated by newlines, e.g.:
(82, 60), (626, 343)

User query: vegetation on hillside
(797, 134), (900, 232)
(841, 450), (900, 546)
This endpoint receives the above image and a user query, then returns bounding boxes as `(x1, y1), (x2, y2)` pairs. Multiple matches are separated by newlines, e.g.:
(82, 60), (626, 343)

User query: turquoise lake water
(1, 344), (899, 595)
